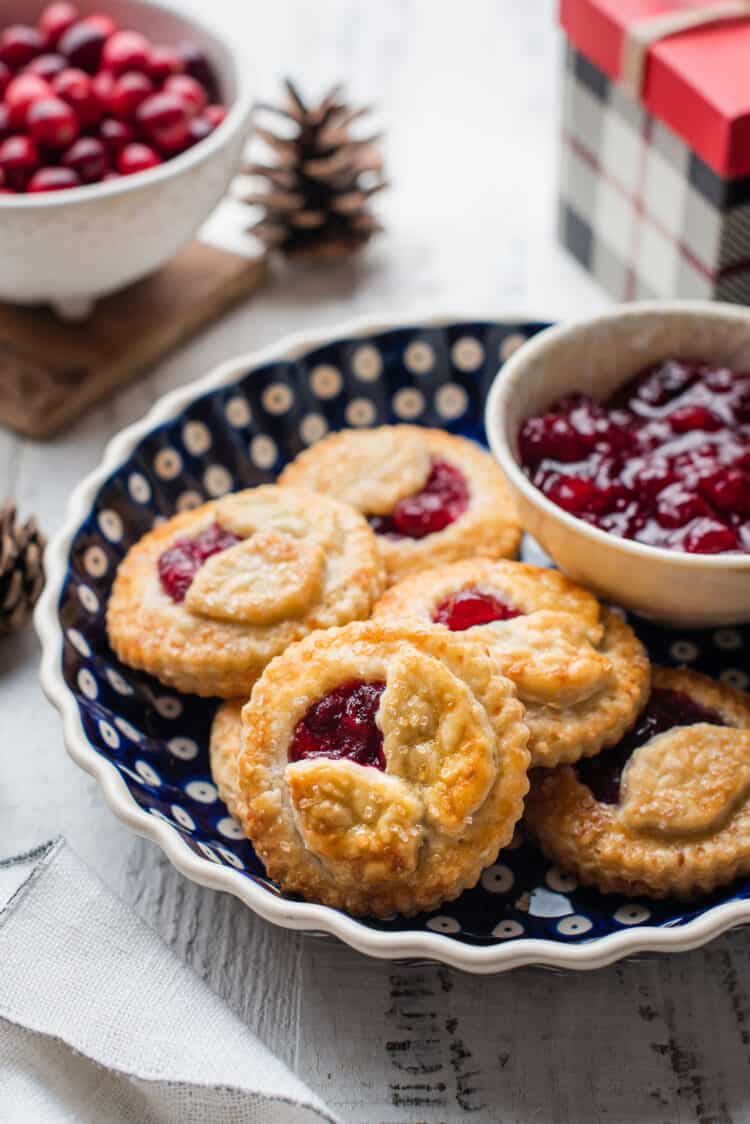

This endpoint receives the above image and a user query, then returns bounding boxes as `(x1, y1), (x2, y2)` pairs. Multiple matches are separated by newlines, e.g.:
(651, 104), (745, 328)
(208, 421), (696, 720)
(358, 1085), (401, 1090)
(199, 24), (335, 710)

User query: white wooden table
(4, 2), (749, 1120)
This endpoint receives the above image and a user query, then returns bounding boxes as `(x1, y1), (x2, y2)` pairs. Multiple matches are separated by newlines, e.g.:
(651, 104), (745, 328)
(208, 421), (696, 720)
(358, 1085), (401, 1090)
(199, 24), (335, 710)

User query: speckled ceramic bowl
(0, 0), (253, 318)
(486, 301), (750, 628)
(36, 313), (750, 972)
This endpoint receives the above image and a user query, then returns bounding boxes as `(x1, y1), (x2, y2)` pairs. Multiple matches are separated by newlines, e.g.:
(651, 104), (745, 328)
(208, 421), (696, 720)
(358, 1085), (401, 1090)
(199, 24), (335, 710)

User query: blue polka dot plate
(36, 314), (750, 973)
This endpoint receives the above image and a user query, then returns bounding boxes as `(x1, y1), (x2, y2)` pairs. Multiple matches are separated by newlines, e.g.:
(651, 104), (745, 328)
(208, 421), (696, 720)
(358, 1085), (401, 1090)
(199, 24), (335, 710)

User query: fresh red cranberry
(577, 687), (725, 804)
(698, 467), (750, 515)
(98, 115), (134, 154)
(163, 74), (206, 117)
(433, 586), (522, 631)
(669, 405), (722, 433)
(158, 522), (240, 602)
(135, 91), (190, 152)
(289, 680), (386, 769)
(369, 460), (469, 540)
(83, 13), (117, 39)
(0, 135), (39, 188)
(0, 105), (12, 141)
(5, 73), (53, 128)
(27, 95), (79, 148)
(177, 42), (218, 99)
(0, 60), (10, 98)
(681, 518), (738, 554)
(90, 66), (113, 103)
(39, 3), (80, 48)
(108, 70), (154, 120)
(203, 103), (226, 128)
(148, 44), (184, 81)
(101, 29), (150, 74)
(187, 115), (212, 144)
(53, 66), (102, 127)
(27, 165), (80, 191)
(117, 140), (161, 175)
(25, 52), (67, 79)
(61, 135), (108, 181)
(543, 474), (600, 515)
(0, 25), (44, 69)
(655, 483), (711, 529)
(58, 19), (106, 72)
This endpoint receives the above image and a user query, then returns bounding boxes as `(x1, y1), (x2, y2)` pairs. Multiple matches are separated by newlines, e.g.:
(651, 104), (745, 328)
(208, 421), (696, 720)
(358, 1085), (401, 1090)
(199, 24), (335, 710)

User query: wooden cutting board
(0, 239), (268, 440)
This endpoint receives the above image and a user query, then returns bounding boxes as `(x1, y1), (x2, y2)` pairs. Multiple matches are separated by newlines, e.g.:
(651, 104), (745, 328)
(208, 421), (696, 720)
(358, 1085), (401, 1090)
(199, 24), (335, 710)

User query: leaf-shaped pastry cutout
(185, 529), (325, 625)
(489, 611), (613, 708)
(621, 726), (750, 837)
(284, 428), (431, 514)
(215, 488), (325, 543)
(379, 649), (496, 836)
(286, 758), (424, 881)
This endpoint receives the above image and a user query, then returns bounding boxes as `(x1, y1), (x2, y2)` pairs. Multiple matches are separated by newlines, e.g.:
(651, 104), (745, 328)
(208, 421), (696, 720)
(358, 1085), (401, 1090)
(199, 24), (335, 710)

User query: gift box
(558, 0), (750, 303)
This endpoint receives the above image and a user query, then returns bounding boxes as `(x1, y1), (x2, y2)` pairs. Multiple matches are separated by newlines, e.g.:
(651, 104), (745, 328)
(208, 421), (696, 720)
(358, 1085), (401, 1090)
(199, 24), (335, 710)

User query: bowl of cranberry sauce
(0, 1), (252, 317)
(486, 302), (750, 628)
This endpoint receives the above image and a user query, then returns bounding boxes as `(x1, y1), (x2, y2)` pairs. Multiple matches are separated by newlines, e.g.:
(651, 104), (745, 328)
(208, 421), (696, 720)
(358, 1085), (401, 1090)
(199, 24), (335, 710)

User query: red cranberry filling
(576, 687), (726, 805)
(518, 360), (750, 554)
(157, 522), (240, 602)
(368, 459), (469, 540)
(289, 680), (386, 769)
(433, 585), (521, 630)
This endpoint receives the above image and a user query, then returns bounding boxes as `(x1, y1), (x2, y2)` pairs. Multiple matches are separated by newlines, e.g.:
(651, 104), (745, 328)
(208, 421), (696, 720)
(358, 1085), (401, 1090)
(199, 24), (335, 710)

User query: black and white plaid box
(559, 44), (750, 304)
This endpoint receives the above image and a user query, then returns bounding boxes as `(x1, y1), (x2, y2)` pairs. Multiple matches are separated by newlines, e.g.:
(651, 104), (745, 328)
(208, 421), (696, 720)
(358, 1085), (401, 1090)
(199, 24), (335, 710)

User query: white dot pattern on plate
(500, 332), (526, 361)
(225, 396), (252, 427)
(392, 387), (425, 420)
(481, 864), (514, 894)
(203, 465), (233, 497)
(262, 383), (294, 415)
(154, 448), (183, 480)
(351, 344), (383, 381)
(556, 915), (593, 937)
(182, 420), (212, 455)
(345, 398), (377, 427)
(98, 509), (123, 543)
(310, 364), (343, 399)
(451, 336), (484, 371)
(58, 318), (750, 954)
(404, 340), (435, 374)
(427, 915), (461, 934)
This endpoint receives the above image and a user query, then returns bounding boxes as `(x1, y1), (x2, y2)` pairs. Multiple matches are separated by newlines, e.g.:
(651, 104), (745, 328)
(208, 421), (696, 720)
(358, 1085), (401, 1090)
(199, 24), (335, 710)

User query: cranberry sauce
(368, 459), (469, 540)
(157, 522), (240, 602)
(289, 680), (386, 769)
(518, 360), (750, 554)
(433, 586), (522, 631)
(576, 687), (726, 805)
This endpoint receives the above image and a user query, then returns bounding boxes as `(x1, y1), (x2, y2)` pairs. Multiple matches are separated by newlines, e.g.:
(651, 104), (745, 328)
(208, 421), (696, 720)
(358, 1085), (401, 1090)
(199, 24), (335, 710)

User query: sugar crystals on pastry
(525, 667), (750, 899)
(107, 485), (385, 698)
(210, 621), (531, 917)
(278, 425), (521, 583)
(374, 559), (650, 767)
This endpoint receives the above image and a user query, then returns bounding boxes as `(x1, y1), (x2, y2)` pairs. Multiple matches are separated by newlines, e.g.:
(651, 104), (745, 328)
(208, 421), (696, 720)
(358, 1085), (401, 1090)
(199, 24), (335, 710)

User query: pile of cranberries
(0, 2), (226, 193)
(518, 359), (750, 555)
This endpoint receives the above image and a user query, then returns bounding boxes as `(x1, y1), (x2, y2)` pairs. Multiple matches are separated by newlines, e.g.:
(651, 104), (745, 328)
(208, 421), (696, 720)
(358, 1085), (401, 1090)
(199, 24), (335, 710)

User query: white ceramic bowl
(486, 301), (750, 628)
(0, 0), (253, 318)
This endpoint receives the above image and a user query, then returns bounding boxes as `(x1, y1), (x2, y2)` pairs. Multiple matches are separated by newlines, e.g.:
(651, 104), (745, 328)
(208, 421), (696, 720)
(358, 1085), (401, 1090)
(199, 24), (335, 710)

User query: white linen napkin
(0, 838), (337, 1124)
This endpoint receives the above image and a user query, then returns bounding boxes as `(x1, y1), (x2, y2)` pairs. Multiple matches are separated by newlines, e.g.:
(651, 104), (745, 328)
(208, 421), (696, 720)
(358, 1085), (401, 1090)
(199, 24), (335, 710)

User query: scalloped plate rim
(34, 308), (750, 974)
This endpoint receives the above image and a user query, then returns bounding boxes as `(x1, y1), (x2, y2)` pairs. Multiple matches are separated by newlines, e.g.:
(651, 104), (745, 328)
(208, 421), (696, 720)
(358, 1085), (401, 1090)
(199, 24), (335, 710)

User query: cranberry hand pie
(526, 668), (750, 899)
(374, 559), (650, 767)
(278, 425), (521, 583)
(210, 621), (530, 917)
(107, 486), (384, 698)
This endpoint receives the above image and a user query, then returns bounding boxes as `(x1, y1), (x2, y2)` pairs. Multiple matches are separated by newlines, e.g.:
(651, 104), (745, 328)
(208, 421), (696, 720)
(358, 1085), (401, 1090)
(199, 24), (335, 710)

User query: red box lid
(560, 0), (750, 179)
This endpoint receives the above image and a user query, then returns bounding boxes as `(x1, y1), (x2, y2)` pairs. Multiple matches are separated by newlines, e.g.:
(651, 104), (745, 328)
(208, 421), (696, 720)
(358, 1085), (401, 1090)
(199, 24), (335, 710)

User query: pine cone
(0, 503), (46, 634)
(243, 80), (387, 261)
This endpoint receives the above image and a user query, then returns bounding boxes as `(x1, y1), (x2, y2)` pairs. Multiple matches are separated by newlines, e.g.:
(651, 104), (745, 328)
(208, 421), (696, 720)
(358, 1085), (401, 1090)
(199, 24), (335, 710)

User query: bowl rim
(485, 299), (750, 572)
(34, 309), (750, 973)
(0, 0), (253, 207)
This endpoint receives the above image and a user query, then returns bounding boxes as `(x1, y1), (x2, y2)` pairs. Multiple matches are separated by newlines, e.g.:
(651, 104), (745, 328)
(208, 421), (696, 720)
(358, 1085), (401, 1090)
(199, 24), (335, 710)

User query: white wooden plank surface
(5, 2), (748, 1121)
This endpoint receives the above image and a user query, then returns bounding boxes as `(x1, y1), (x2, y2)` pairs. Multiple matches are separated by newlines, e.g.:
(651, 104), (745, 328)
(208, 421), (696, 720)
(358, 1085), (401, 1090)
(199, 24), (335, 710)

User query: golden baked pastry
(210, 621), (531, 917)
(525, 667), (750, 899)
(278, 425), (521, 583)
(107, 486), (385, 698)
(374, 559), (650, 767)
